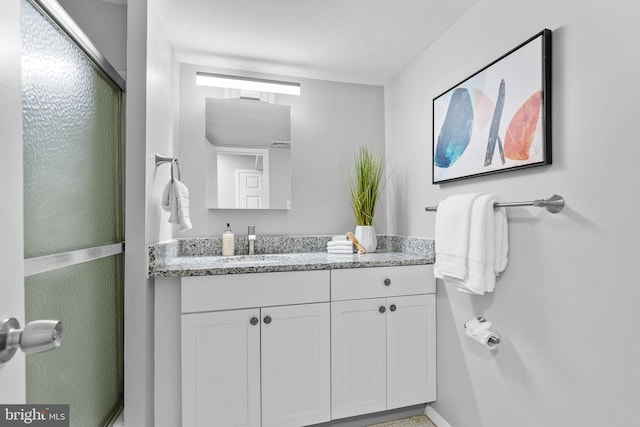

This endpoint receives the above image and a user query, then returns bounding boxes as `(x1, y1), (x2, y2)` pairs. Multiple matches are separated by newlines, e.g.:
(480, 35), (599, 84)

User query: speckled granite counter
(149, 235), (434, 277)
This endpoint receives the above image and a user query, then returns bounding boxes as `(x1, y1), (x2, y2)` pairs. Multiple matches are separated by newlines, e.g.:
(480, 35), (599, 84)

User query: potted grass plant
(349, 146), (384, 253)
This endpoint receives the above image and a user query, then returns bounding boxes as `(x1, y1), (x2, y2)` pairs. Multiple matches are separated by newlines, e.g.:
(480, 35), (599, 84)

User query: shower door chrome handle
(0, 317), (63, 364)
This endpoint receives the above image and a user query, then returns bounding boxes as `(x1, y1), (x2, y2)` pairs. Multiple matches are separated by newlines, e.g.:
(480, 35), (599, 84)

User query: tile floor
(369, 414), (437, 427)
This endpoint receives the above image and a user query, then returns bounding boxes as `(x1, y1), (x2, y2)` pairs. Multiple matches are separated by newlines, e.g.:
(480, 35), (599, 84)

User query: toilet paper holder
(464, 317), (501, 346)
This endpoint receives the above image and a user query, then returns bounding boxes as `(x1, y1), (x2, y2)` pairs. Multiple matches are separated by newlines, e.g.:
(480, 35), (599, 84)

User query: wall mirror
(205, 97), (292, 209)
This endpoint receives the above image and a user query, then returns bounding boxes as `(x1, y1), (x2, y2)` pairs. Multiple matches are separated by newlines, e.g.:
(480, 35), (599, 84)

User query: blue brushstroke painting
(435, 88), (474, 168)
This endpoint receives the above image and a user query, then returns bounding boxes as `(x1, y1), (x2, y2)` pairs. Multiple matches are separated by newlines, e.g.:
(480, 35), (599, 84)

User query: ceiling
(152, 0), (478, 85)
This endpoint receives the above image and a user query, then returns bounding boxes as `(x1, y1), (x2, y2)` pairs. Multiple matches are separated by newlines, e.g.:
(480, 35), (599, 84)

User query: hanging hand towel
(457, 195), (500, 294)
(434, 193), (508, 295)
(433, 193), (481, 281)
(161, 178), (193, 232)
(493, 206), (509, 277)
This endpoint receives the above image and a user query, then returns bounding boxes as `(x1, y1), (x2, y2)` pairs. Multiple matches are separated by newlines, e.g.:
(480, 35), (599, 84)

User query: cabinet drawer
(182, 270), (330, 313)
(331, 265), (434, 301)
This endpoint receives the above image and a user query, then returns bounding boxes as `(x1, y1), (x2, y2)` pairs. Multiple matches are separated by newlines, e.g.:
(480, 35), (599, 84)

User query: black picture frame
(432, 29), (552, 184)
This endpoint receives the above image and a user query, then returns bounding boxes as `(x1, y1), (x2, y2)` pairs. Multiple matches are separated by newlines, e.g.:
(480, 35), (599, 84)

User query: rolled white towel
(327, 241), (354, 249)
(327, 235), (354, 253)
(328, 248), (354, 254)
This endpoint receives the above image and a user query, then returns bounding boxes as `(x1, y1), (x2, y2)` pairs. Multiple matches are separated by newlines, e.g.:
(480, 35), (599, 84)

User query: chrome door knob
(0, 317), (63, 363)
(21, 320), (63, 354)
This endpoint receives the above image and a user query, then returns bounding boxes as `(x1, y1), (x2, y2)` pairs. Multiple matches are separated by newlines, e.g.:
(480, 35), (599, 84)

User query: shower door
(1, 0), (125, 425)
(0, 0), (27, 403)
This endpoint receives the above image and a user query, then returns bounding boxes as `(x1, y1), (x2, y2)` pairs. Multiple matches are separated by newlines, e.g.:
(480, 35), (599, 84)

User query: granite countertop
(149, 235), (435, 277)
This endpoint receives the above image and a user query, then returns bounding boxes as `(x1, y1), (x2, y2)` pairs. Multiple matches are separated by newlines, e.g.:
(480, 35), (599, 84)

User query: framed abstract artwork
(432, 29), (552, 184)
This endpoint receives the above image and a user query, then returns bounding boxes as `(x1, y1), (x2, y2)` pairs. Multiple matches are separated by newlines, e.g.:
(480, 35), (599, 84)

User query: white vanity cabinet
(181, 271), (331, 427)
(177, 263), (435, 427)
(330, 265), (436, 420)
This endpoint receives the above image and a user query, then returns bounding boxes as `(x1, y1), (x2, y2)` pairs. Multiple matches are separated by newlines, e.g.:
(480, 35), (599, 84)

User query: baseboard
(425, 405), (453, 427)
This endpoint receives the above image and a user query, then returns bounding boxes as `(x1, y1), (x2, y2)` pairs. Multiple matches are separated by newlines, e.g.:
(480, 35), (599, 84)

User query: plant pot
(355, 225), (377, 253)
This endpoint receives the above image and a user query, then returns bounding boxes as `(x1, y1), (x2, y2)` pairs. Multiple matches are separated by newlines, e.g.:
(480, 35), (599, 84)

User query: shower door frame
(0, 0), (27, 403)
(0, 0), (127, 414)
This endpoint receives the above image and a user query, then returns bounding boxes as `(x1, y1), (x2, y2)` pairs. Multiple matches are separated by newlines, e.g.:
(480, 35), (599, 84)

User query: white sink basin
(221, 254), (288, 266)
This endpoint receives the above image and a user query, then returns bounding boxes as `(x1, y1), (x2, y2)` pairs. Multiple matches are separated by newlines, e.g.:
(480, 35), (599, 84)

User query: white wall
(385, 1), (640, 426)
(124, 0), (152, 424)
(125, 0), (179, 425)
(178, 63), (386, 238)
(146, 1), (179, 245)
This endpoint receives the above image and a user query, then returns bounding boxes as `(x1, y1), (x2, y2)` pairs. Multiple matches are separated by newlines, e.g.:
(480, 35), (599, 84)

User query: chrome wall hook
(0, 317), (63, 363)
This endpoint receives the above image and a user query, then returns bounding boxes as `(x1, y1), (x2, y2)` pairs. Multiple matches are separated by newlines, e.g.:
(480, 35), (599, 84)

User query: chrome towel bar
(425, 194), (565, 214)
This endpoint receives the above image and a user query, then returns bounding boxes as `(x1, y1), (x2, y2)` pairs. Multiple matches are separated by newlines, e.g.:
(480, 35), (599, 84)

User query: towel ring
(170, 159), (181, 182)
(155, 153), (181, 182)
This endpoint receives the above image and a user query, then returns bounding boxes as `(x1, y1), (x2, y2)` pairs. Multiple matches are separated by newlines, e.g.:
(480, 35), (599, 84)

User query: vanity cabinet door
(387, 294), (436, 409)
(331, 294), (437, 420)
(331, 298), (388, 419)
(181, 309), (261, 427)
(261, 303), (331, 427)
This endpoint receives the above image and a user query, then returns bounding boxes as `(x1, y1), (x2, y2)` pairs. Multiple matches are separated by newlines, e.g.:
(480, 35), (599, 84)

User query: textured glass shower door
(22, 0), (124, 426)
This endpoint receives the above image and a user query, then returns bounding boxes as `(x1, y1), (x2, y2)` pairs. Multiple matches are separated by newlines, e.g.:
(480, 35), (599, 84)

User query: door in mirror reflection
(238, 170), (265, 209)
(214, 148), (269, 209)
(205, 97), (292, 210)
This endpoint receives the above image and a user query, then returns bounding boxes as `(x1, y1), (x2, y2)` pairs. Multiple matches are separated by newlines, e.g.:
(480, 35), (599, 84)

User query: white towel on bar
(458, 195), (501, 294)
(161, 178), (193, 232)
(434, 194), (508, 295)
(493, 205), (509, 281)
(433, 193), (481, 280)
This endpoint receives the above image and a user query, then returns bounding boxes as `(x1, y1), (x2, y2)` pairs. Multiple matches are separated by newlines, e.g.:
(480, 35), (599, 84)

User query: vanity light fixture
(196, 72), (301, 96)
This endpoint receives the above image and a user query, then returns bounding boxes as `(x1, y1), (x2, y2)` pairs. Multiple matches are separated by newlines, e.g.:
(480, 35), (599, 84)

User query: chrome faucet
(248, 225), (256, 255)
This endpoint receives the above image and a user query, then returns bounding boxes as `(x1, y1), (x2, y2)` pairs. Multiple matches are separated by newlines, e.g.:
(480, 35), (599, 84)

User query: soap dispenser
(222, 223), (235, 256)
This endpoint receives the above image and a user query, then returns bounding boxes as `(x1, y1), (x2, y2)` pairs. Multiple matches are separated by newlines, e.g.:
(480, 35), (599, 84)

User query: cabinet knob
(389, 304), (397, 312)
(379, 306), (386, 314)
(249, 317), (259, 326)
(263, 315), (272, 325)
(384, 278), (391, 286)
